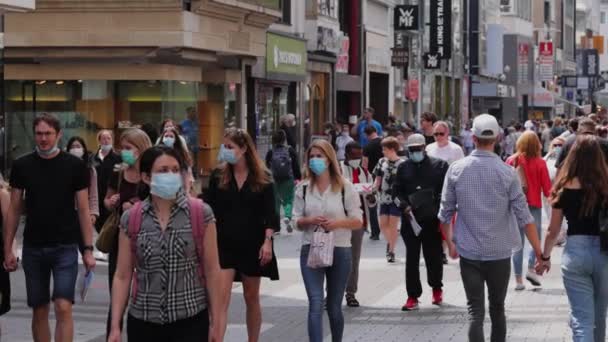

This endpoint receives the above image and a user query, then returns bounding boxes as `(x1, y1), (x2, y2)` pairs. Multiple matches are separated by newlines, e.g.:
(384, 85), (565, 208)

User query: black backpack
(270, 146), (293, 181)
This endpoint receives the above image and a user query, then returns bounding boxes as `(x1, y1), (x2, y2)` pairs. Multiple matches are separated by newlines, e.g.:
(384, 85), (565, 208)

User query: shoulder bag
(95, 171), (123, 253)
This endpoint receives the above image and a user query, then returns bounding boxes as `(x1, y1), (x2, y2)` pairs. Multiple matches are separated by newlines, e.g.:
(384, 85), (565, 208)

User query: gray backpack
(270, 146), (293, 181)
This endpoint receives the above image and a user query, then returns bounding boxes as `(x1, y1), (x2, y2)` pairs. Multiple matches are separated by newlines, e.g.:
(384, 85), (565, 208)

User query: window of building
(279, 0), (291, 25)
(602, 11), (607, 25)
(318, 0), (337, 19)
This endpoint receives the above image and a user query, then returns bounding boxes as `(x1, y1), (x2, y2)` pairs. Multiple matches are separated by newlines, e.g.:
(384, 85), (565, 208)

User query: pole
(416, 0), (424, 127)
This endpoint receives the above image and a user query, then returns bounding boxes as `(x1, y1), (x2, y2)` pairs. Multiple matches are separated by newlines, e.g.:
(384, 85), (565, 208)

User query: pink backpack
(127, 197), (207, 303)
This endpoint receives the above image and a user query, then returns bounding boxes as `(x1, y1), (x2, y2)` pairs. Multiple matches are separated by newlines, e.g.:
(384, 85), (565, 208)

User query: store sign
(576, 49), (600, 76)
(266, 32), (307, 80)
(424, 53), (441, 69)
(336, 36), (350, 73)
(391, 48), (409, 67)
(429, 0), (452, 59)
(539, 41), (554, 82)
(394, 32), (408, 48)
(394, 5), (419, 31)
(316, 26), (340, 54)
(517, 43), (529, 84)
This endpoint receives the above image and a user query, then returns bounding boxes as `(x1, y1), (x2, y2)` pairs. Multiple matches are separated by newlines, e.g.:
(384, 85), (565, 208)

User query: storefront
(3, 64), (242, 176)
(305, 53), (335, 150)
(250, 32), (307, 157)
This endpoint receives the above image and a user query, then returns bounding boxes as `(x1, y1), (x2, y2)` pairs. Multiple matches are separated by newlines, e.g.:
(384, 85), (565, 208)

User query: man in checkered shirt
(438, 114), (544, 342)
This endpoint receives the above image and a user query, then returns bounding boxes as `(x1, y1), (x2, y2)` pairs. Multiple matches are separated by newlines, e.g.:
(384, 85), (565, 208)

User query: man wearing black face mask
(393, 134), (449, 311)
(341, 142), (372, 307)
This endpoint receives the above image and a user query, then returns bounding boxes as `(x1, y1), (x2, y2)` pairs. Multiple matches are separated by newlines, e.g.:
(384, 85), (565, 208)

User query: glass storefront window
(256, 82), (288, 158)
(4, 80), (237, 175)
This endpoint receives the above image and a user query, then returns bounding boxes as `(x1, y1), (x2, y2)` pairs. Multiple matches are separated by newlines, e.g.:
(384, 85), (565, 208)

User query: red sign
(539, 41), (553, 57)
(407, 79), (419, 101)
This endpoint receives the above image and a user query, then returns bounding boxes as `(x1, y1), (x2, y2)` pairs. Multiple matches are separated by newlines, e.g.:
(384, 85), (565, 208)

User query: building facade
(2, 0), (281, 175)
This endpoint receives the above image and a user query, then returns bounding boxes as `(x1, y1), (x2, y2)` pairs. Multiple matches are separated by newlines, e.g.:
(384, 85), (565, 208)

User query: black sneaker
(370, 235), (380, 241)
(442, 253), (448, 265)
(387, 251), (396, 263)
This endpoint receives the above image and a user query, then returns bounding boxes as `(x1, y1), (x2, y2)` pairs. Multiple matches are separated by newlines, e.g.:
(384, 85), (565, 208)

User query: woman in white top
(293, 139), (363, 342)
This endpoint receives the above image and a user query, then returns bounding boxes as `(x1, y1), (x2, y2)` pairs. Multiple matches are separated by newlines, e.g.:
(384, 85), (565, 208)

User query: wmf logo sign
(394, 5), (419, 31)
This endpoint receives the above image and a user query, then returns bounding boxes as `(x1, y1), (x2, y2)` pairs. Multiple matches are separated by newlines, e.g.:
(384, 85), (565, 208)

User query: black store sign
(429, 0), (452, 59)
(391, 48), (409, 67)
(394, 5), (419, 31)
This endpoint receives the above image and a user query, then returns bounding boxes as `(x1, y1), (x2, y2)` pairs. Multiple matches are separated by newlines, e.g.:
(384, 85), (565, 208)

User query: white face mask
(347, 159), (362, 169)
(69, 147), (84, 158)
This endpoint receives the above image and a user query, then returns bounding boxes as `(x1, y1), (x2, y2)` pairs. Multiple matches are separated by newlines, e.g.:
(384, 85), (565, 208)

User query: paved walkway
(2, 227), (573, 341)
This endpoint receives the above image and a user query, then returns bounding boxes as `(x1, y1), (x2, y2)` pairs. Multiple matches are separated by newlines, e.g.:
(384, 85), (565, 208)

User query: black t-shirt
(554, 189), (599, 236)
(363, 137), (383, 173)
(424, 134), (435, 145)
(10, 152), (89, 247)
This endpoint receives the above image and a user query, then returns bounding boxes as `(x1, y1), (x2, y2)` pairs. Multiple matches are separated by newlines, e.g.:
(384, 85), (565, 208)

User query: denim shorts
(379, 203), (401, 217)
(22, 244), (78, 308)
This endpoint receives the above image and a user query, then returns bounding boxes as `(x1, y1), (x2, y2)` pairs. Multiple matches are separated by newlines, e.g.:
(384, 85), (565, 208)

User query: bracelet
(541, 254), (551, 261)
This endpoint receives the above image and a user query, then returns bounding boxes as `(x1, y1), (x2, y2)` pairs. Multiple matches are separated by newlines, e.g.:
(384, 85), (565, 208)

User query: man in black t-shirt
(4, 114), (95, 341)
(555, 118), (608, 169)
(363, 125), (383, 240)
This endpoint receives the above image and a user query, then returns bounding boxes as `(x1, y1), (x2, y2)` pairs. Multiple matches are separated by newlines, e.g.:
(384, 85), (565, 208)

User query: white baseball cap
(406, 133), (426, 147)
(472, 114), (500, 139)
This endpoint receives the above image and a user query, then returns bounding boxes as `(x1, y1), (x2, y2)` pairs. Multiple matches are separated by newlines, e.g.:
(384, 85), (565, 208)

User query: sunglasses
(433, 132), (446, 137)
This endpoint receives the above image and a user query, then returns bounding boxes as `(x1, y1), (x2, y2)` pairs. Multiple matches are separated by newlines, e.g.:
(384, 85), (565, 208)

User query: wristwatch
(83, 245), (94, 253)
(540, 254), (551, 261)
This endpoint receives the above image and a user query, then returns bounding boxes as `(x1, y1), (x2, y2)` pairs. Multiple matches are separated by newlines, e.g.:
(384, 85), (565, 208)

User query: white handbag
(307, 226), (335, 268)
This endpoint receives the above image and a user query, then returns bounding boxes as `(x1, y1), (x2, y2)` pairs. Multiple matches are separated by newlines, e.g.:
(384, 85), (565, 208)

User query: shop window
(280, 0), (291, 24)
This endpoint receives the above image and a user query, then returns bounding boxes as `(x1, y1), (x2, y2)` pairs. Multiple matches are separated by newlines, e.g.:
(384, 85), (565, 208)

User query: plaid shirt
(438, 150), (533, 261)
(120, 192), (215, 324)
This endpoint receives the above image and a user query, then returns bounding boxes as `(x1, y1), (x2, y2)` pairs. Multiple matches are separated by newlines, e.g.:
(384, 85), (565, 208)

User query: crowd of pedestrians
(0, 109), (607, 342)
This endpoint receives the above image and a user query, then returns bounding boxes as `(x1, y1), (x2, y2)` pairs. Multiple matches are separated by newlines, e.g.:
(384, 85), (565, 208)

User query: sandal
(346, 294), (360, 307)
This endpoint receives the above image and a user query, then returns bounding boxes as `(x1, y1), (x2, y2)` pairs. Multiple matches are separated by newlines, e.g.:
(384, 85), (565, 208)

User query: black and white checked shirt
(120, 192), (215, 324)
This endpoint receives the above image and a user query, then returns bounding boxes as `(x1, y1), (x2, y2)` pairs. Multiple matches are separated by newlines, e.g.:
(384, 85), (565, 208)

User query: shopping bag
(307, 226), (335, 268)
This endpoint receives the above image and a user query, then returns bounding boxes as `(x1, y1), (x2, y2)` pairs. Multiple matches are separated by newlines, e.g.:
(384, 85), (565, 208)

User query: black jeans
(401, 218), (443, 298)
(460, 257), (511, 342)
(127, 310), (209, 342)
(368, 204), (380, 237)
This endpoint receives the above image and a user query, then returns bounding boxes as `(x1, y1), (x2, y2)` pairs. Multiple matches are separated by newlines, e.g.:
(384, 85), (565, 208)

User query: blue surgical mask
(219, 144), (239, 165)
(163, 137), (175, 148)
(36, 144), (59, 157)
(150, 172), (182, 200)
(100, 144), (113, 153)
(410, 151), (425, 163)
(121, 150), (137, 166)
(309, 158), (328, 175)
(553, 146), (562, 157)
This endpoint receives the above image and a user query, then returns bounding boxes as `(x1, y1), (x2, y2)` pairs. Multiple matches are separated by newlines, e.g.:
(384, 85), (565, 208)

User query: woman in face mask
(203, 127), (279, 342)
(543, 137), (566, 245)
(293, 139), (363, 342)
(108, 146), (222, 342)
(159, 127), (195, 195)
(103, 128), (152, 337)
(156, 118), (190, 152)
(93, 130), (122, 234)
(66, 136), (100, 244)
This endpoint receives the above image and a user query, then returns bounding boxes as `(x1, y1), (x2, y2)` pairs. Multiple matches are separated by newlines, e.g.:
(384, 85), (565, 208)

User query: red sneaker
(432, 289), (443, 306)
(401, 297), (419, 311)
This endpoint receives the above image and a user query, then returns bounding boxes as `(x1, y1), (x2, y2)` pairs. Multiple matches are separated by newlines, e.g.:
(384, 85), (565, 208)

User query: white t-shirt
(426, 141), (465, 165)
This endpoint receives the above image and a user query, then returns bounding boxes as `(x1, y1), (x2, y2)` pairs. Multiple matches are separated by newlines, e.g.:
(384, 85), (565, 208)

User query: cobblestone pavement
(2, 226), (573, 342)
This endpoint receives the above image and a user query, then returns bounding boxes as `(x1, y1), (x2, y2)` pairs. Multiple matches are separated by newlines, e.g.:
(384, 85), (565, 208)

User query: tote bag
(307, 226), (335, 268)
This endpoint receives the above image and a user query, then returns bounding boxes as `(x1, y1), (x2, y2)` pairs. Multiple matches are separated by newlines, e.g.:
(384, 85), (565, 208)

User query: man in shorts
(4, 113), (96, 342)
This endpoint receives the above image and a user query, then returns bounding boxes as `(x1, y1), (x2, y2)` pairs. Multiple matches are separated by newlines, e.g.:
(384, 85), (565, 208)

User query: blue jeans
(512, 205), (542, 277)
(22, 244), (79, 308)
(561, 236), (608, 342)
(300, 245), (352, 342)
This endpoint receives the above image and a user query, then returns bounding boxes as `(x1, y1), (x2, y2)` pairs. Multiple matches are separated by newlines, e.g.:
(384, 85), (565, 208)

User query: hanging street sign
(429, 0), (452, 59)
(424, 53), (441, 69)
(394, 5), (419, 31)
(539, 41), (554, 82)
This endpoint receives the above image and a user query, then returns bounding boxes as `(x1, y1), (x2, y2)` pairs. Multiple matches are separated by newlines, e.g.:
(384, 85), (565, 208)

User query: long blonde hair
(304, 139), (344, 192)
(119, 128), (153, 167)
(219, 128), (271, 192)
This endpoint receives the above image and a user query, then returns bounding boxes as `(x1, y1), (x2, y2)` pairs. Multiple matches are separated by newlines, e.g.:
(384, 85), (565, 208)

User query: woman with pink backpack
(108, 146), (222, 342)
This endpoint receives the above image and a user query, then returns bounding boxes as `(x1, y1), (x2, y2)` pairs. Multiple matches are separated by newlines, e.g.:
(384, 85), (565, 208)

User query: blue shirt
(438, 150), (533, 261)
(357, 120), (383, 147)
(180, 119), (198, 148)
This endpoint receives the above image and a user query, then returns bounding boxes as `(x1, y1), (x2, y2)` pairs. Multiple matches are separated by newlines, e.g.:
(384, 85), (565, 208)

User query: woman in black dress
(204, 128), (279, 342)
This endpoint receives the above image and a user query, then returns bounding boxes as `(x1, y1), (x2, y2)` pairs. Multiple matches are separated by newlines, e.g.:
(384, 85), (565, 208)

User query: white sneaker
(515, 283), (525, 291)
(526, 271), (542, 287)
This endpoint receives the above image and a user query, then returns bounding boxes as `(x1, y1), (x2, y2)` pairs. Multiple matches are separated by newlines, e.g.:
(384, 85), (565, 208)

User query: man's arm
(3, 189), (23, 270)
(76, 189), (96, 271)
